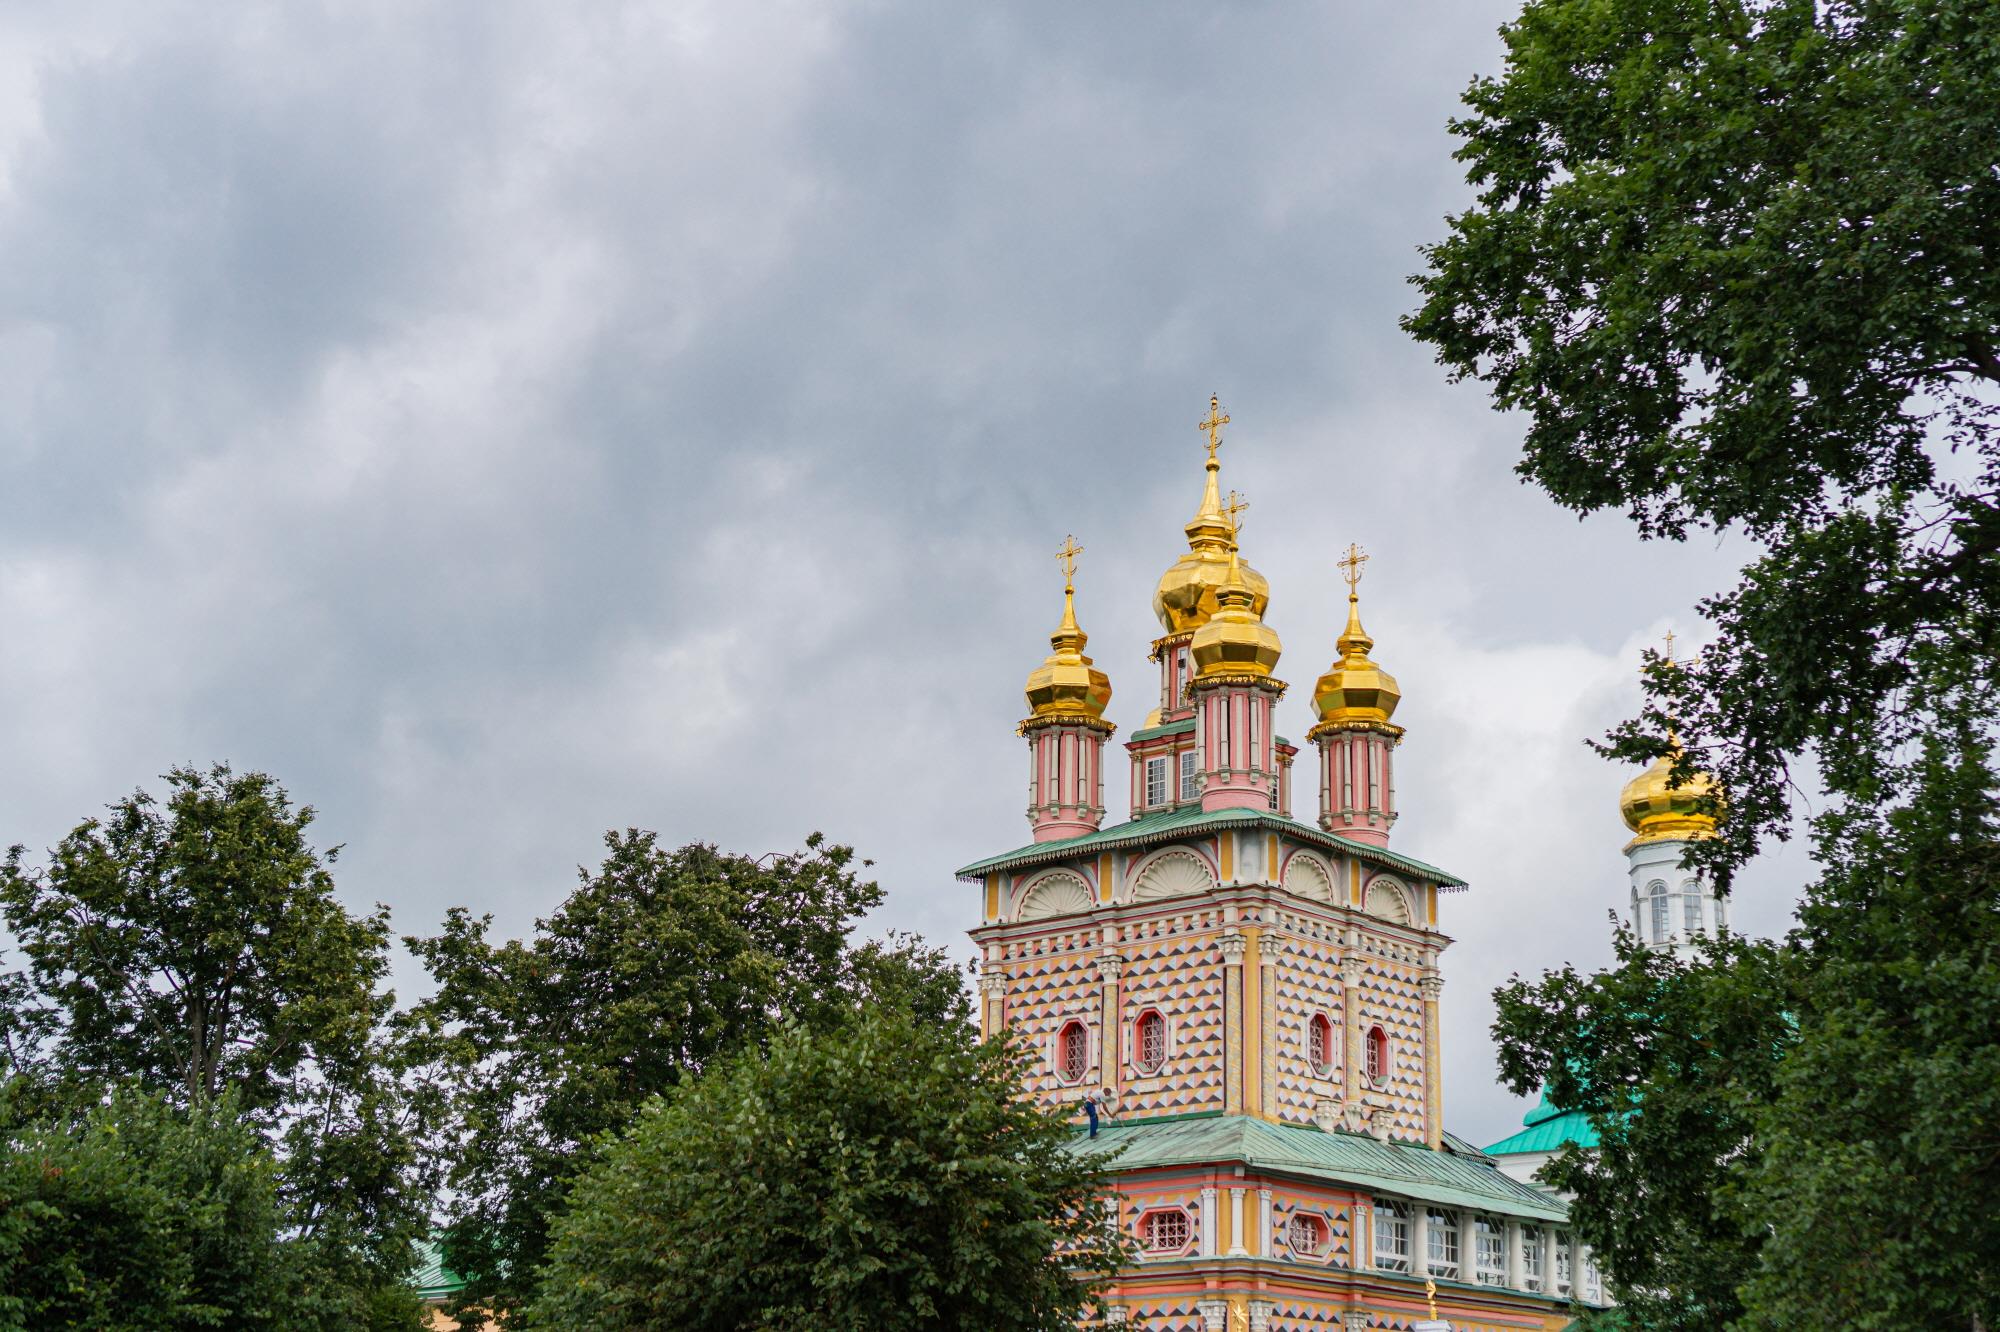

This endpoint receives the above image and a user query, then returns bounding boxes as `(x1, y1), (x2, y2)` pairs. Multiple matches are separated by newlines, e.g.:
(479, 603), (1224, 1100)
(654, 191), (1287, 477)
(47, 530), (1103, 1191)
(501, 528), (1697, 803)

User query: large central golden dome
(1154, 397), (1269, 635)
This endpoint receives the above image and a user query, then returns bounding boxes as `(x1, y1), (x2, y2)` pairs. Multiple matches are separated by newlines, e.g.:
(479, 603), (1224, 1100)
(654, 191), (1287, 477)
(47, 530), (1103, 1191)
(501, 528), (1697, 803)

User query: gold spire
(1309, 542), (1403, 736)
(1619, 634), (1719, 843)
(1022, 535), (1113, 727)
(1189, 512), (1283, 681)
(1154, 394), (1269, 635)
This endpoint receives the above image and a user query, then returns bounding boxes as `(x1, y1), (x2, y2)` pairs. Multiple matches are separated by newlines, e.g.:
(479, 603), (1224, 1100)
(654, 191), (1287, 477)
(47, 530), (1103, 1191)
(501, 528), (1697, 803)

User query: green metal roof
(1129, 718), (1197, 743)
(1484, 1089), (1602, 1156)
(955, 806), (1467, 889)
(1069, 1114), (1566, 1221)
(413, 1240), (465, 1300)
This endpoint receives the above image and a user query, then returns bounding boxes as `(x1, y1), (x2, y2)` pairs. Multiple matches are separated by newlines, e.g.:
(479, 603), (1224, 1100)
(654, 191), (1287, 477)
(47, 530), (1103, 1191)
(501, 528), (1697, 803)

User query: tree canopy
(405, 829), (971, 1320)
(523, 1009), (1126, 1332)
(1410, 1), (2000, 1326)
(0, 765), (429, 1328)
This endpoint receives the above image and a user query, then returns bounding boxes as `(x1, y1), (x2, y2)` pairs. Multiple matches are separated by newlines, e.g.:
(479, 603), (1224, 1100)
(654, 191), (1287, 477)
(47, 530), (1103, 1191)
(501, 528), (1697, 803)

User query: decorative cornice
(1307, 716), (1405, 742)
(1018, 713), (1118, 737)
(1191, 672), (1288, 696)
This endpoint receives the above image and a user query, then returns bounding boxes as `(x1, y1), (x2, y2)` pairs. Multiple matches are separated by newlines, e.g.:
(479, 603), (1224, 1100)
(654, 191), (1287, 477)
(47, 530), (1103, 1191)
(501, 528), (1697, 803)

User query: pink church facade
(958, 403), (1591, 1331)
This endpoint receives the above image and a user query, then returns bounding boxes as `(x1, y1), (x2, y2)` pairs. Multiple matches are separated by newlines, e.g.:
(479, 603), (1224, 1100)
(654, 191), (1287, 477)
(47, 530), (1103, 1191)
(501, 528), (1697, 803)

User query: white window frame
(1427, 1209), (1459, 1278)
(1556, 1230), (1573, 1294)
(1055, 1020), (1089, 1084)
(1684, 890), (1702, 936)
(1134, 1009), (1167, 1075)
(1475, 1218), (1505, 1285)
(1374, 1200), (1410, 1272)
(1145, 756), (1168, 808)
(1178, 749), (1197, 802)
(1522, 1227), (1544, 1292)
(1648, 881), (1669, 942)
(1307, 1012), (1334, 1076)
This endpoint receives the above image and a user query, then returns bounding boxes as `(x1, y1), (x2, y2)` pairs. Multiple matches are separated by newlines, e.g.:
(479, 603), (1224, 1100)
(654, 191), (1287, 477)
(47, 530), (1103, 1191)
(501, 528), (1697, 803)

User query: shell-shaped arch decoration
(1364, 875), (1413, 924)
(1282, 853), (1335, 904)
(1130, 849), (1216, 902)
(1016, 871), (1094, 921)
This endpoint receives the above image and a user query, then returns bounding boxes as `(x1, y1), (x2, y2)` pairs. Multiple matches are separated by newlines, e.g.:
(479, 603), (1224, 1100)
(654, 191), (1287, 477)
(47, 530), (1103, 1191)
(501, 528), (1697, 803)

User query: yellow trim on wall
(985, 873), (1000, 921)
(1099, 853), (1114, 901)
(1219, 831), (1235, 883)
(1242, 927), (1263, 1118)
(1267, 832), (1279, 883)
(1350, 858), (1362, 904)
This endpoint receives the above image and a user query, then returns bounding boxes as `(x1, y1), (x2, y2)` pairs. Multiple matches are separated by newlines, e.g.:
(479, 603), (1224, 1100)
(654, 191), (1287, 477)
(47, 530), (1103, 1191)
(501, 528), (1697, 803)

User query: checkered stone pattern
(1271, 932), (1345, 1124)
(1112, 1178), (1201, 1257)
(1267, 1186), (1352, 1268)
(1121, 1299), (1205, 1331)
(1268, 1301), (1345, 1329)
(999, 934), (1102, 1111)
(1115, 926), (1226, 1117)
(1350, 951), (1429, 1141)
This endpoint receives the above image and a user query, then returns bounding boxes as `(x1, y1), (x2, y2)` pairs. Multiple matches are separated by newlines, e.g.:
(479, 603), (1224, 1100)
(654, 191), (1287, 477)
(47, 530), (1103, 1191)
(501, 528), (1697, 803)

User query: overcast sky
(0, 2), (1812, 1145)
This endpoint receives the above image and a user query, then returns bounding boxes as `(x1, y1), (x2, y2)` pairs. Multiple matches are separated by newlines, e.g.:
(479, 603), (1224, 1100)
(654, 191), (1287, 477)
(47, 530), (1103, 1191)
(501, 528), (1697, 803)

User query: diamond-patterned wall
(1114, 921), (1226, 1116)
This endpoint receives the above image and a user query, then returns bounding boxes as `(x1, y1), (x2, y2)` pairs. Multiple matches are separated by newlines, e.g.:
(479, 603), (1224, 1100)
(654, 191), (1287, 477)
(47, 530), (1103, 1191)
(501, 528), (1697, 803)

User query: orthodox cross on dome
(1337, 541), (1369, 596)
(1055, 534), (1083, 591)
(1222, 490), (1249, 537)
(1662, 628), (1677, 664)
(1198, 393), (1230, 463)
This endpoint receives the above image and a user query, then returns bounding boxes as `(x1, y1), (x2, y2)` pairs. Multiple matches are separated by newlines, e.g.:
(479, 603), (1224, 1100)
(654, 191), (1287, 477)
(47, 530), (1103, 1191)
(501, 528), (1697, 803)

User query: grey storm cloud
(0, 1), (1809, 1145)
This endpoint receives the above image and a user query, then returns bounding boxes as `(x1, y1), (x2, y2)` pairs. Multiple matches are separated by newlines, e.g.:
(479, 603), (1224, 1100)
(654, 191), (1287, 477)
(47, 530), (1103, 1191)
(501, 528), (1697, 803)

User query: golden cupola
(1189, 544), (1283, 680)
(1021, 537), (1113, 728)
(1309, 543), (1403, 737)
(1619, 747), (1719, 844)
(1153, 395), (1270, 635)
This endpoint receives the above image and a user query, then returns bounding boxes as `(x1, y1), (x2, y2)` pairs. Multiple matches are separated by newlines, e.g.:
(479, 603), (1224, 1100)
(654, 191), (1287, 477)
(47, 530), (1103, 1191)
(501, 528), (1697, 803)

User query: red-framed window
(1057, 1020), (1089, 1083)
(1140, 1207), (1191, 1252)
(1307, 1013), (1334, 1074)
(1135, 1010), (1166, 1074)
(1287, 1211), (1328, 1257)
(1366, 1025), (1389, 1084)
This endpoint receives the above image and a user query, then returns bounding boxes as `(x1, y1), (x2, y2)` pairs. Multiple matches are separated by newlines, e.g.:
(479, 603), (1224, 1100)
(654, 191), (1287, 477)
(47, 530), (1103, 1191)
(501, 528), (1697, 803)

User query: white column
(1199, 1186), (1218, 1257)
(1257, 1188), (1273, 1257)
(1459, 1211), (1480, 1283)
(1229, 1187), (1248, 1256)
(1411, 1206), (1430, 1278)
(1505, 1219), (1525, 1289)
(1354, 1200), (1373, 1271)
(1248, 1299), (1274, 1332)
(1540, 1224), (1559, 1294)
(1197, 1299), (1228, 1332)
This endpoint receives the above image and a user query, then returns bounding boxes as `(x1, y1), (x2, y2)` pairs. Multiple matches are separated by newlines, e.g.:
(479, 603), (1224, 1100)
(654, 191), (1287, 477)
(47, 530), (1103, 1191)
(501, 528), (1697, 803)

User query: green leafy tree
(0, 765), (429, 1327)
(1408, 2), (2000, 1325)
(406, 830), (967, 1319)
(0, 1085), (415, 1332)
(523, 1008), (1128, 1332)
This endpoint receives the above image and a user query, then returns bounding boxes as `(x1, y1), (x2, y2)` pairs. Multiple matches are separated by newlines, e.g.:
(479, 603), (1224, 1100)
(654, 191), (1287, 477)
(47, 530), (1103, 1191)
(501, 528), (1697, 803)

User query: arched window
(1366, 1025), (1389, 1085)
(1057, 1021), (1088, 1083)
(1648, 881), (1669, 942)
(1140, 1208), (1190, 1252)
(1287, 1212), (1327, 1257)
(1307, 1014), (1334, 1075)
(1683, 888), (1702, 935)
(1135, 1010), (1167, 1074)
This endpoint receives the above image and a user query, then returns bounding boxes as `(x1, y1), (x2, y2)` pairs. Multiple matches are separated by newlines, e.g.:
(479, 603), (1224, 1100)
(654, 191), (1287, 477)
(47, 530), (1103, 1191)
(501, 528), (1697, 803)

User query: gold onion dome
(1189, 544), (1282, 680)
(1310, 544), (1402, 735)
(1620, 747), (1719, 844)
(1022, 536), (1113, 726)
(1154, 396), (1270, 635)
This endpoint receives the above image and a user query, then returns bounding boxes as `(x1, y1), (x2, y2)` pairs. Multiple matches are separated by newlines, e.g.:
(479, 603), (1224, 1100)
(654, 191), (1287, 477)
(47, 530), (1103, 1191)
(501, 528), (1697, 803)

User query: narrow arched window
(1307, 1014), (1334, 1075)
(1684, 890), (1702, 935)
(1057, 1020), (1088, 1083)
(1366, 1025), (1389, 1084)
(1135, 1010), (1166, 1074)
(1648, 880), (1670, 941)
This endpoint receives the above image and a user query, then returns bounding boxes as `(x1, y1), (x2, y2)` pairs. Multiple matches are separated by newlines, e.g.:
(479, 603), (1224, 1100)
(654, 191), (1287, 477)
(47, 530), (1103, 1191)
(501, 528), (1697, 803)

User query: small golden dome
(1190, 546), (1282, 680)
(1153, 397), (1270, 635)
(1309, 546), (1403, 737)
(1619, 749), (1719, 844)
(1023, 541), (1112, 726)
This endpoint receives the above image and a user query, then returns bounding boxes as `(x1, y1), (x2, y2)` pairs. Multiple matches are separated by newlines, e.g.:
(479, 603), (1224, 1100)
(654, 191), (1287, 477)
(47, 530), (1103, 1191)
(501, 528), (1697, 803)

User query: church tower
(1616, 641), (1725, 957)
(960, 397), (1589, 1330)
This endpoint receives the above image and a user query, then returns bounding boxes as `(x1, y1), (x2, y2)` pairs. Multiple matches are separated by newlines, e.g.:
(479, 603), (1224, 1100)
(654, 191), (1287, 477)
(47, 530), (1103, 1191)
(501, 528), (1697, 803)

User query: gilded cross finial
(1056, 534), (1083, 591)
(1337, 541), (1369, 597)
(1425, 1276), (1439, 1320)
(1662, 628), (1677, 665)
(1222, 490), (1249, 537)
(1199, 394), (1230, 464)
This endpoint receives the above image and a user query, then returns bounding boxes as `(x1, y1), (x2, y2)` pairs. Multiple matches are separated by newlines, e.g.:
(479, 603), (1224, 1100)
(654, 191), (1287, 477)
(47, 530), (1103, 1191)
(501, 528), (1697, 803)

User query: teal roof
(413, 1241), (465, 1301)
(1069, 1115), (1566, 1221)
(1129, 718), (1197, 743)
(1484, 1089), (1601, 1156)
(955, 806), (1467, 889)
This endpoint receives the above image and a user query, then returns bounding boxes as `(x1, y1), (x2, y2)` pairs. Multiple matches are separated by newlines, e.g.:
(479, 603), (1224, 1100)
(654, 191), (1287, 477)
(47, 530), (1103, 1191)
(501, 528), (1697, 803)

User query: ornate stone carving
(1016, 871), (1093, 921)
(1218, 931), (1249, 964)
(1282, 853), (1335, 903)
(1132, 849), (1216, 902)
